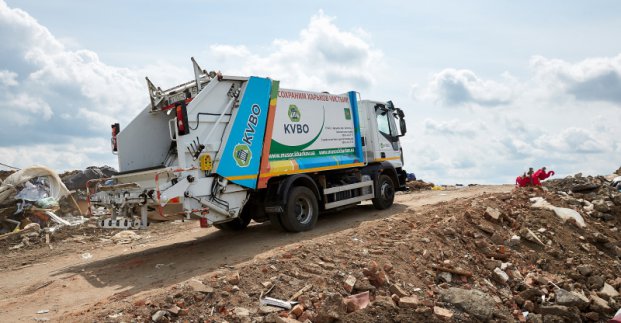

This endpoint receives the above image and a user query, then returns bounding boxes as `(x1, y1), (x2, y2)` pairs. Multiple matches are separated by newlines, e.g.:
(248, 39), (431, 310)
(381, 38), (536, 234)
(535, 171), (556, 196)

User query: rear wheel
(372, 174), (395, 210)
(280, 186), (318, 232)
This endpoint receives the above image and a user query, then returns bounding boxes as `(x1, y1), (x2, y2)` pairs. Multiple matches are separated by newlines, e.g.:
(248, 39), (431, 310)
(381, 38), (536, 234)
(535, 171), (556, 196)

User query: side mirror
(399, 118), (407, 136)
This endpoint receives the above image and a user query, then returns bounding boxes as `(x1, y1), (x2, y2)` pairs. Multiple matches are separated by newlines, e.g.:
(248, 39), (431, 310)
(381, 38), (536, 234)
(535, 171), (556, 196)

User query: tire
(372, 174), (395, 210)
(280, 186), (318, 232)
(213, 207), (252, 231)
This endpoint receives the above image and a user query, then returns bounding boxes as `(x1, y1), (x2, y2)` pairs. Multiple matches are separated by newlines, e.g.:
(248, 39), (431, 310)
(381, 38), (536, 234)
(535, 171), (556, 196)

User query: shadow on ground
(51, 203), (408, 299)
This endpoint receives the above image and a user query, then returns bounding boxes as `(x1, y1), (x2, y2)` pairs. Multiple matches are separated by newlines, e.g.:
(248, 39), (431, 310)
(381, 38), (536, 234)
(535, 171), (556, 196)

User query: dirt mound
(406, 179), (435, 191)
(60, 165), (117, 191)
(85, 184), (620, 322)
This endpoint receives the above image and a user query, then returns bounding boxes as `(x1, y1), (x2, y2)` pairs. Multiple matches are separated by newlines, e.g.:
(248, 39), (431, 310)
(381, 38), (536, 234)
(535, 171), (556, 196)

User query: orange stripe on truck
(257, 80), (280, 189)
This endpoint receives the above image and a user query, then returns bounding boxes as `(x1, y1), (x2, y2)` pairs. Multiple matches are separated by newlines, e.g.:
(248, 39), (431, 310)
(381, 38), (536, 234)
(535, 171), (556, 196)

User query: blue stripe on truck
(216, 77), (272, 189)
(348, 91), (364, 164)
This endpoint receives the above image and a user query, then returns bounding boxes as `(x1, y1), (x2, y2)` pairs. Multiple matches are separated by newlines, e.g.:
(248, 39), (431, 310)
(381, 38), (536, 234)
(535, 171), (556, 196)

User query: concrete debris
(589, 293), (610, 311)
(554, 288), (589, 308)
(260, 297), (295, 310)
(600, 283), (620, 298)
(440, 287), (497, 320)
(233, 307), (250, 317)
(186, 279), (213, 294)
(343, 275), (356, 293)
(538, 305), (581, 321)
(433, 306), (454, 319)
(397, 295), (419, 308)
(492, 267), (509, 284)
(389, 284), (409, 297)
(519, 228), (545, 246)
(530, 197), (586, 227)
(275, 317), (302, 323)
(508, 235), (521, 247)
(226, 271), (240, 285)
(151, 309), (168, 322)
(111, 230), (141, 244)
(484, 206), (501, 221)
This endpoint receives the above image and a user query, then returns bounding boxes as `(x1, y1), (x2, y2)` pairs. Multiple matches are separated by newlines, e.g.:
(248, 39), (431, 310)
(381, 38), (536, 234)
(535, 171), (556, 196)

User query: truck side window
(376, 111), (391, 136)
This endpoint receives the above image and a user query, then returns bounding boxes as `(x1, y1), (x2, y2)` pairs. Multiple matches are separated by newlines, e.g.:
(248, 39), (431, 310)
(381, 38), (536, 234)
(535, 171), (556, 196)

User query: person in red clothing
(534, 167), (555, 183)
(516, 167), (554, 187)
(516, 170), (533, 187)
(515, 173), (530, 187)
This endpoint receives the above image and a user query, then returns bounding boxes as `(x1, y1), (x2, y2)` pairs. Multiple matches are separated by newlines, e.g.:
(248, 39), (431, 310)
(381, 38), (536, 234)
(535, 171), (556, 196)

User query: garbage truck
(89, 58), (408, 232)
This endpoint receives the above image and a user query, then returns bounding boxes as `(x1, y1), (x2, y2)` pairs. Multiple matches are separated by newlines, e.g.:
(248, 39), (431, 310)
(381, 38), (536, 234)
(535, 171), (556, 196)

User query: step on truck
(89, 58), (408, 232)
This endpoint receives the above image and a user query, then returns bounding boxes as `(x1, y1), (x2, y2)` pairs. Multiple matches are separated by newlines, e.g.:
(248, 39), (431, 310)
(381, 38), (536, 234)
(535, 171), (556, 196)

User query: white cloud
(0, 0), (149, 149)
(207, 11), (383, 92)
(413, 68), (514, 107)
(423, 118), (483, 137)
(414, 54), (621, 108)
(535, 127), (608, 154)
(530, 54), (621, 104)
(0, 137), (116, 172)
(0, 69), (17, 86)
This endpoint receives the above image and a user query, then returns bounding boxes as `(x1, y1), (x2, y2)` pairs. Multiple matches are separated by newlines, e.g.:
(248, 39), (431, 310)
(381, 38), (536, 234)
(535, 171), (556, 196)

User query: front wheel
(372, 174), (395, 210)
(280, 186), (318, 232)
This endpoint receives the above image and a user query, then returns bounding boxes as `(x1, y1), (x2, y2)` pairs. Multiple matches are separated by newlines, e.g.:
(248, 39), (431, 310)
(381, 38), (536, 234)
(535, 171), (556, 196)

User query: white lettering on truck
(242, 104), (261, 145)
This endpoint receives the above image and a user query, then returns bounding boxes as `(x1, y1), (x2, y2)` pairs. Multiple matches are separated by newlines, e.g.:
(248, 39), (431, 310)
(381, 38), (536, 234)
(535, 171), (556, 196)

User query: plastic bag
(15, 180), (49, 201)
(35, 197), (59, 209)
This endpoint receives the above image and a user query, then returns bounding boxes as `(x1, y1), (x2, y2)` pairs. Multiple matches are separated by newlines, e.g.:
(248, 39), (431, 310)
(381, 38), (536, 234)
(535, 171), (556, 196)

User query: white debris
(529, 197), (586, 227)
(111, 230), (141, 244)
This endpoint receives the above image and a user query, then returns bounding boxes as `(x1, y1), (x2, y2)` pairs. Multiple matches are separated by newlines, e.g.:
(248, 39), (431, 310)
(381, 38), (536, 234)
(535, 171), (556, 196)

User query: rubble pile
(60, 165), (117, 191)
(91, 173), (620, 322)
(545, 172), (621, 224)
(0, 166), (88, 250)
(406, 179), (435, 191)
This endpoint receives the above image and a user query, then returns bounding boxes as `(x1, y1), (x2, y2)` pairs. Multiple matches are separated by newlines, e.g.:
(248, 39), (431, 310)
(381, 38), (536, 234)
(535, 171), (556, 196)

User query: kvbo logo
(234, 103), (261, 167)
(284, 104), (309, 134)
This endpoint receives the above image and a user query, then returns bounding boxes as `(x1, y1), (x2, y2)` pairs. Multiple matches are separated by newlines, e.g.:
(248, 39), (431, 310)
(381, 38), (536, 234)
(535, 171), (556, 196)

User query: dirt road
(0, 185), (511, 321)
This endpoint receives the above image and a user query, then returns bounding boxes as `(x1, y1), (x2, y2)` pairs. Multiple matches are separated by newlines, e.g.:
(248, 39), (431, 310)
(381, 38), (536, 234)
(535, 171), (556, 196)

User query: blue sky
(1, 0), (620, 184)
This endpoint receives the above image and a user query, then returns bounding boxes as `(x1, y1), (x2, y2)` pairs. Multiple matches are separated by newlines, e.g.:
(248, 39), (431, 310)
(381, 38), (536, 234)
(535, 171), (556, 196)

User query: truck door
(374, 104), (403, 167)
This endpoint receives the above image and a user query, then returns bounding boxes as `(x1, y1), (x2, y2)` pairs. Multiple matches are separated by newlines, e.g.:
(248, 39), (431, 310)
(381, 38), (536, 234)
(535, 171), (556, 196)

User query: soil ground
(0, 185), (510, 322)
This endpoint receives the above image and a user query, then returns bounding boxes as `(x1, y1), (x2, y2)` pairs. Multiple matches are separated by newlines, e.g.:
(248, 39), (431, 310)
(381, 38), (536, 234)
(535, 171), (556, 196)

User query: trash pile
(0, 166), (86, 248)
(60, 165), (117, 191)
(91, 169), (621, 323)
(406, 179), (435, 191)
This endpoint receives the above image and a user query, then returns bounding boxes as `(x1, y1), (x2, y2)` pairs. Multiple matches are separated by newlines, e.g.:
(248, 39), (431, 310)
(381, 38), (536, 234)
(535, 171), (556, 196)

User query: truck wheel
(372, 174), (395, 210)
(281, 186), (318, 232)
